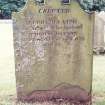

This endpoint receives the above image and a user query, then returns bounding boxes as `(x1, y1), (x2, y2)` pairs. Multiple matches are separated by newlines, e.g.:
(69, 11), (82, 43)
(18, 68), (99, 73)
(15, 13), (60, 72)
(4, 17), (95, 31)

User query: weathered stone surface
(12, 0), (94, 104)
(22, 84), (91, 104)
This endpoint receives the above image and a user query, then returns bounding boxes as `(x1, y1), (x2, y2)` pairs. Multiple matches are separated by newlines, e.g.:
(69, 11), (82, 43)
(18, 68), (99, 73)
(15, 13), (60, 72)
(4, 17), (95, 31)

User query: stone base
(18, 84), (92, 105)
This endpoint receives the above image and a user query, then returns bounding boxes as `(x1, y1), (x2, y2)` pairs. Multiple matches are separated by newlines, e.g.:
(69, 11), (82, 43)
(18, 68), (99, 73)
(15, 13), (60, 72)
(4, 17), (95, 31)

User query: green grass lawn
(92, 55), (105, 105)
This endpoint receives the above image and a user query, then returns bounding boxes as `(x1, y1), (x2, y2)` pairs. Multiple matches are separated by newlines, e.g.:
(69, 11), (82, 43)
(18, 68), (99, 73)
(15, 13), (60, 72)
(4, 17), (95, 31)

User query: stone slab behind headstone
(12, 0), (94, 104)
(94, 13), (105, 54)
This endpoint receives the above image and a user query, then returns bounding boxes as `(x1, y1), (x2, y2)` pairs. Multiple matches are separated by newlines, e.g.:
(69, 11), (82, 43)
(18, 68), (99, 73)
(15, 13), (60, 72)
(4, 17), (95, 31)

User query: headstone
(94, 12), (105, 54)
(12, 0), (94, 104)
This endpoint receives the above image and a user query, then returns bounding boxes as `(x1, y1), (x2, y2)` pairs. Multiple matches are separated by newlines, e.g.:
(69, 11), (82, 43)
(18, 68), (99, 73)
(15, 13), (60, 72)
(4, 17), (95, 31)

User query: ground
(92, 55), (105, 105)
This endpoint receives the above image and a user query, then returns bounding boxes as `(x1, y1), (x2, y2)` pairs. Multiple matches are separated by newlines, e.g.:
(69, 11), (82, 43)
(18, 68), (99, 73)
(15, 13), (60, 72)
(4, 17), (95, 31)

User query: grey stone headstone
(12, 0), (94, 104)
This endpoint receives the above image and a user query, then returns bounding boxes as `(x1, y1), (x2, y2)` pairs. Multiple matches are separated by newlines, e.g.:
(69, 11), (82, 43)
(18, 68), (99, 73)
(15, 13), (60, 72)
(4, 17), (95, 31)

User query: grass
(93, 56), (105, 93)
(96, 101), (105, 105)
(92, 55), (105, 105)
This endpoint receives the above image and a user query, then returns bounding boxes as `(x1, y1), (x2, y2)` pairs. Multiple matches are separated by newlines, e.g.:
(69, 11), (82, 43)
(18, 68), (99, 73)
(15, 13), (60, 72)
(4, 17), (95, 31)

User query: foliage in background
(0, 0), (105, 19)
(79, 0), (105, 12)
(0, 0), (26, 19)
